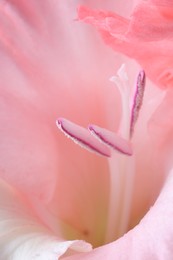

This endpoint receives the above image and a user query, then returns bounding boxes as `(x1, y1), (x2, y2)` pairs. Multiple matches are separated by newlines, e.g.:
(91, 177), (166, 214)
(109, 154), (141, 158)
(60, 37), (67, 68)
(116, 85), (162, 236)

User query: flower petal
(63, 169), (173, 259)
(77, 6), (131, 56)
(0, 0), (122, 202)
(78, 3), (173, 89)
(128, 0), (173, 41)
(0, 179), (92, 259)
(148, 87), (173, 154)
(0, 0), (120, 248)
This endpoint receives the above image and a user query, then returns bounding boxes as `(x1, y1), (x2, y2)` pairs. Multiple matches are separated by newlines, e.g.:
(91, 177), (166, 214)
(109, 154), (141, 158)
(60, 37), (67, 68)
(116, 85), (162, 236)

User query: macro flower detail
(57, 65), (145, 157)
(56, 118), (111, 157)
(78, 0), (173, 89)
(130, 70), (145, 137)
(0, 0), (173, 259)
(57, 65), (148, 255)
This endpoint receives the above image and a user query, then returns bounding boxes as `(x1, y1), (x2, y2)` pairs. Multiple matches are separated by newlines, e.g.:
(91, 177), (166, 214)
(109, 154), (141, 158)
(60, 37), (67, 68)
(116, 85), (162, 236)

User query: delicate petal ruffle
(78, 1), (173, 89)
(129, 0), (173, 41)
(0, 179), (92, 260)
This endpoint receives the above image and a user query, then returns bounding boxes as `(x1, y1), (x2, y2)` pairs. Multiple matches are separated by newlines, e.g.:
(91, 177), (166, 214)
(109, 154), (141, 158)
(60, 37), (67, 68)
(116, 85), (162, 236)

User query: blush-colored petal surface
(0, 1), (125, 192)
(0, 179), (92, 260)
(148, 87), (173, 158)
(129, 0), (173, 41)
(0, 0), (128, 247)
(78, 6), (130, 55)
(1, 0), (171, 253)
(63, 169), (173, 260)
(78, 2), (173, 89)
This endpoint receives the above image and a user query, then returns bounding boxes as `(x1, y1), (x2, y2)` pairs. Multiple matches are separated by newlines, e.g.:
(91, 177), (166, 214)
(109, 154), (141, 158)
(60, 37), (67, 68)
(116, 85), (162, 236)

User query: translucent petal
(0, 179), (92, 259)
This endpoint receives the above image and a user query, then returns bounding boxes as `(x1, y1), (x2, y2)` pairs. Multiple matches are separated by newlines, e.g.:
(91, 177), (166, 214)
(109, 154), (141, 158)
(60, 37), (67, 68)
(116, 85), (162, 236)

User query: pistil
(56, 65), (146, 246)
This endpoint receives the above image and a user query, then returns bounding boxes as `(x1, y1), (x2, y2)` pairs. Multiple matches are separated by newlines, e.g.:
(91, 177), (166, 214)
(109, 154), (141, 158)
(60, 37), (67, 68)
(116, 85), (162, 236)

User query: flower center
(56, 64), (146, 246)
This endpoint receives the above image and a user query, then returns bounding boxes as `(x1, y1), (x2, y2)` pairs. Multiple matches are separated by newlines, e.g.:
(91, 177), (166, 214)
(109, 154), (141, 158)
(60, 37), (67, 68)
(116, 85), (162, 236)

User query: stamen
(56, 118), (111, 157)
(130, 70), (146, 138)
(88, 124), (132, 156)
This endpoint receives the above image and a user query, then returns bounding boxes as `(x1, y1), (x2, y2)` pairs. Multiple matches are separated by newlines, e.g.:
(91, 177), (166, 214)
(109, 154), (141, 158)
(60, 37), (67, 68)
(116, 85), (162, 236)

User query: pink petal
(78, 3), (173, 89)
(77, 6), (129, 36)
(88, 124), (132, 155)
(0, 179), (92, 259)
(148, 87), (173, 150)
(63, 169), (173, 259)
(128, 0), (173, 41)
(0, 0), (121, 202)
(0, 1), (121, 247)
(1, 0), (170, 254)
(77, 6), (131, 56)
(56, 118), (111, 157)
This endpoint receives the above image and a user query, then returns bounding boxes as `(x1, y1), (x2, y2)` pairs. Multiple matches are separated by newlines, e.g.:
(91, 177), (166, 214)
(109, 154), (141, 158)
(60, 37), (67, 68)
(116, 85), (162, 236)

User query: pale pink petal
(0, 0), (130, 248)
(130, 80), (172, 228)
(0, 179), (92, 259)
(63, 169), (173, 259)
(0, 0), (121, 201)
(1, 0), (170, 254)
(128, 0), (173, 41)
(78, 2), (173, 89)
(77, 6), (131, 56)
(148, 87), (173, 153)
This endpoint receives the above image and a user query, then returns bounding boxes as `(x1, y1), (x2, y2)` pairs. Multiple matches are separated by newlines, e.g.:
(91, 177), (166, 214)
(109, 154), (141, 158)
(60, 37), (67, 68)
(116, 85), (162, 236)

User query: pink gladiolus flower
(0, 0), (173, 259)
